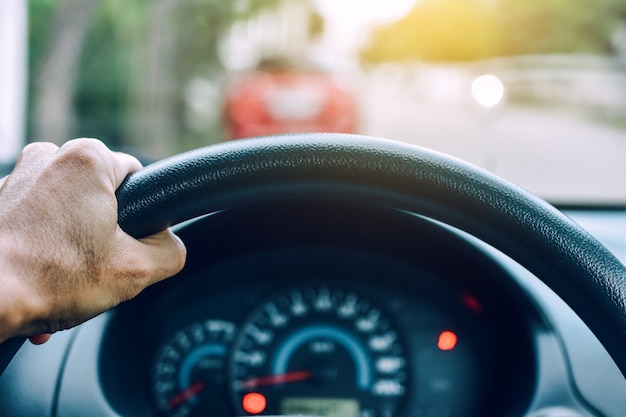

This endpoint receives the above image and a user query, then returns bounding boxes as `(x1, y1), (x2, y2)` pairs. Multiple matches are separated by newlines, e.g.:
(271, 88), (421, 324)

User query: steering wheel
(1, 133), (625, 379)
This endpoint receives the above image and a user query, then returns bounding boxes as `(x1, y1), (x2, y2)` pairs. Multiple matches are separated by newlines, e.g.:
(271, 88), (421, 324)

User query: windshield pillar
(0, 0), (27, 163)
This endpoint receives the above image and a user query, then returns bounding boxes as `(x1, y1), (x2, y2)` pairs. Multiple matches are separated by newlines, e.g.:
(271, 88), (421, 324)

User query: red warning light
(437, 331), (458, 351)
(242, 392), (267, 415)
(460, 292), (483, 314)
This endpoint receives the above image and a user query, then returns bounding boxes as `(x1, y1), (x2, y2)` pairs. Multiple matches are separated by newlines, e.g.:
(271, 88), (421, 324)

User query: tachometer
(230, 286), (408, 417)
(152, 319), (237, 417)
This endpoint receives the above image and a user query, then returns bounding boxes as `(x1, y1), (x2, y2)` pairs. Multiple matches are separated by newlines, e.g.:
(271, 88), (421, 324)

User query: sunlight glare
(314, 0), (417, 29)
(472, 74), (504, 108)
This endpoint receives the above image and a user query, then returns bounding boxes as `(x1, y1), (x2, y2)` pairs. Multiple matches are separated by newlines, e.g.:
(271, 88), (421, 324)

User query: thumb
(137, 229), (187, 285)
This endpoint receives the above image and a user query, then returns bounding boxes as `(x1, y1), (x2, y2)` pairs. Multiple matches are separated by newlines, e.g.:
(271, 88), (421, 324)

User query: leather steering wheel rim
(2, 133), (625, 379)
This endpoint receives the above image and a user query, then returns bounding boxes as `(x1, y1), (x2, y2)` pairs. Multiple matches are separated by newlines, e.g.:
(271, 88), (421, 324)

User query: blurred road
(358, 68), (626, 204)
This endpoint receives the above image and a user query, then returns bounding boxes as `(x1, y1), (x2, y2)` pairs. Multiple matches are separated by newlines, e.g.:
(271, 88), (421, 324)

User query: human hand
(0, 139), (186, 343)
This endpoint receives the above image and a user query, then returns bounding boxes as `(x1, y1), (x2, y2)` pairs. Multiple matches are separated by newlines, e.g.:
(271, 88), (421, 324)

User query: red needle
(241, 370), (312, 389)
(168, 381), (207, 409)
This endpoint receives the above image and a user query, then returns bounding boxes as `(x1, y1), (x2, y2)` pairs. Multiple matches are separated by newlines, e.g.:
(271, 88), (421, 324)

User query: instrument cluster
(98, 202), (539, 417)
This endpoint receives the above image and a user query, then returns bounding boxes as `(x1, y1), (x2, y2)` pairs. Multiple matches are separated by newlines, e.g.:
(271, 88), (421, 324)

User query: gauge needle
(241, 370), (312, 389)
(168, 381), (207, 409)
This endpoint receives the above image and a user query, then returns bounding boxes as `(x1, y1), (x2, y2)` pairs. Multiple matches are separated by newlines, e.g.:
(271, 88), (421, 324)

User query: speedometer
(230, 286), (408, 417)
(152, 319), (237, 417)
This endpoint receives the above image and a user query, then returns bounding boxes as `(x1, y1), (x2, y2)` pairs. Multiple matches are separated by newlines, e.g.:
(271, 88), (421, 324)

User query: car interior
(1, 1), (626, 417)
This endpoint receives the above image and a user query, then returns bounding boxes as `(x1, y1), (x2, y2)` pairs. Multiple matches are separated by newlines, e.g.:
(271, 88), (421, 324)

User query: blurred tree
(161, 0), (283, 153)
(494, 0), (622, 55)
(361, 0), (497, 63)
(30, 0), (96, 144)
(361, 0), (626, 63)
(29, 0), (283, 156)
(74, 0), (144, 149)
(28, 0), (143, 148)
(123, 0), (284, 155)
(128, 0), (242, 155)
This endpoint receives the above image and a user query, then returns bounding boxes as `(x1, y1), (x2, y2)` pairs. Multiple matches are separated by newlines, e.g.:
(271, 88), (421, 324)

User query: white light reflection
(313, 0), (417, 30)
(472, 74), (505, 108)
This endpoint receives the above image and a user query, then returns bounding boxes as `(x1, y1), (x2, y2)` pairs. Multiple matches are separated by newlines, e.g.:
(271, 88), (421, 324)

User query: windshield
(22, 0), (626, 205)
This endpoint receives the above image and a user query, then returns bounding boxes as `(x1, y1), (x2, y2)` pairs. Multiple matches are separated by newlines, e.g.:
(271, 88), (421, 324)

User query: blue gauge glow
(152, 320), (236, 417)
(272, 325), (372, 390)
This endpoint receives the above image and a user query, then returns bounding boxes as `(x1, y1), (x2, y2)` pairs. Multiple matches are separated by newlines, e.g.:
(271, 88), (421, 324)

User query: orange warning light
(437, 331), (458, 351)
(242, 392), (267, 414)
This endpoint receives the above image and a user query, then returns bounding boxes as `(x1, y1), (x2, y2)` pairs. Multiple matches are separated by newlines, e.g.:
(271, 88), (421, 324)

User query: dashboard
(101, 202), (536, 417)
(2, 198), (625, 417)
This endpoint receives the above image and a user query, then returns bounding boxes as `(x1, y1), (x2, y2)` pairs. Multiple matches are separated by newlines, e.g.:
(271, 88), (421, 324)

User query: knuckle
(63, 137), (105, 149)
(20, 142), (58, 158)
(56, 138), (111, 171)
(12, 142), (59, 176)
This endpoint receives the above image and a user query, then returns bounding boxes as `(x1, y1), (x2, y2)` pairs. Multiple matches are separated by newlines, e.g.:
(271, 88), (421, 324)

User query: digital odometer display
(230, 286), (408, 417)
(282, 397), (359, 417)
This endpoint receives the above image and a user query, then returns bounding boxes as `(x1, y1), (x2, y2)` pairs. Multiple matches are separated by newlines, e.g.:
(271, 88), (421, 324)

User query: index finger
(58, 138), (143, 188)
(111, 151), (143, 188)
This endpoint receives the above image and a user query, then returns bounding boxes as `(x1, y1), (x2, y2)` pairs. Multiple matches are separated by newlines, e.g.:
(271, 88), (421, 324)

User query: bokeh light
(472, 74), (505, 108)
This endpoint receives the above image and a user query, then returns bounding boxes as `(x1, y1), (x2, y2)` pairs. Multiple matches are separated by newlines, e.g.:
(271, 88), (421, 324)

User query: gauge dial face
(230, 286), (408, 417)
(152, 320), (236, 417)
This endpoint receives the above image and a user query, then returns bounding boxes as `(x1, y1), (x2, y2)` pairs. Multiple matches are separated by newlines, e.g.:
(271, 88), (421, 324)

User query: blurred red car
(224, 65), (356, 140)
